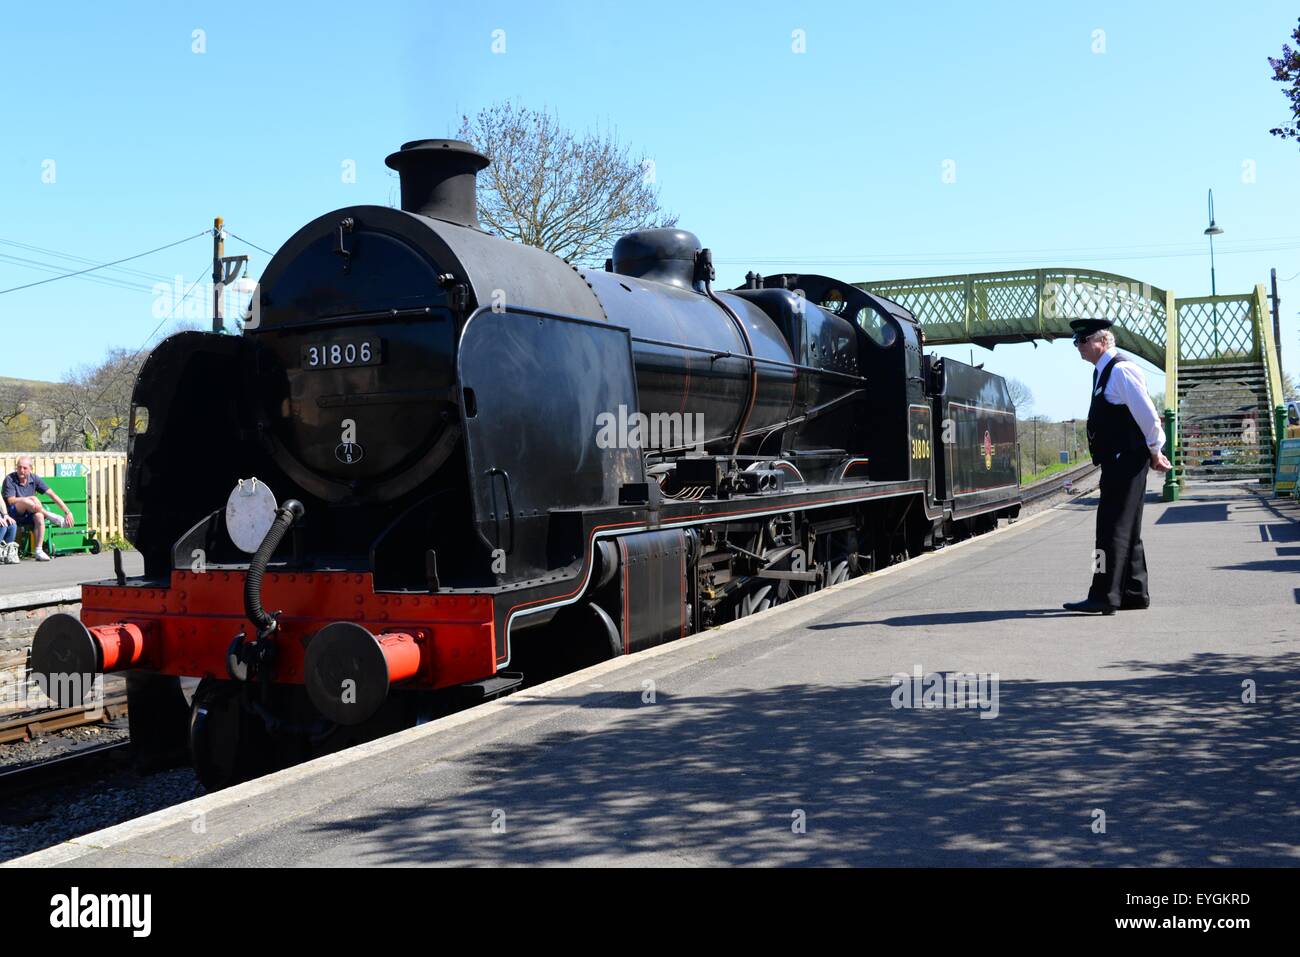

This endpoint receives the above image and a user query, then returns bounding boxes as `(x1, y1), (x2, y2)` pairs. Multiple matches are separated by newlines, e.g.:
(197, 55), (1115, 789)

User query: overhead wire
(0, 231), (208, 295)
(69, 264), (211, 434)
(0, 238), (176, 284)
(714, 235), (1300, 270)
(0, 252), (159, 294)
(224, 232), (275, 258)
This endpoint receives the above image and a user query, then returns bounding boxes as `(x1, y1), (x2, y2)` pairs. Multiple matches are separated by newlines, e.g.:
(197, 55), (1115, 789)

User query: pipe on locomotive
(696, 248), (760, 462)
(27, 499), (308, 708)
(228, 494), (431, 726)
(243, 499), (305, 639)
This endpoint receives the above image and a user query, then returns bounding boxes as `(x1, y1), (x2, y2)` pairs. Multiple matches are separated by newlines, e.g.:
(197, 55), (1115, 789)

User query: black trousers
(1087, 450), (1150, 607)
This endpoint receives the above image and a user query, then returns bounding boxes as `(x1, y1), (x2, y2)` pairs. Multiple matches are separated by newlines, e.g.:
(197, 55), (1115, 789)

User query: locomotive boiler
(30, 139), (1021, 789)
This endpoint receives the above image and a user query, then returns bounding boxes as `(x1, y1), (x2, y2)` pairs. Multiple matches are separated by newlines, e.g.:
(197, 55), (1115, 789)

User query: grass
(1022, 459), (1085, 485)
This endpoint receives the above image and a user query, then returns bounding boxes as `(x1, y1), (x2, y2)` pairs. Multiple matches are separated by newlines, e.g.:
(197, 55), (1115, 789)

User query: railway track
(1020, 461), (1098, 505)
(0, 693), (128, 745)
(0, 656), (128, 744)
(0, 738), (131, 801)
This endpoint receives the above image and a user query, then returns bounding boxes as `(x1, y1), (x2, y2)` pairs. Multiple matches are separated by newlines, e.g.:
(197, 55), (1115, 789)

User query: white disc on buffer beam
(226, 478), (278, 553)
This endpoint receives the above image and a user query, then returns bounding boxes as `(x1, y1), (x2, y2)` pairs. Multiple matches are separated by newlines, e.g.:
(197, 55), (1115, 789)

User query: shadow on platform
(1155, 504), (1228, 524)
(807, 609), (1072, 628)
(303, 652), (1300, 867)
(1259, 523), (1300, 542)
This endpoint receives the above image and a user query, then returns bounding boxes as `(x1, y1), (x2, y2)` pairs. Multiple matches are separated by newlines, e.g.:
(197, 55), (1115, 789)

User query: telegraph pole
(211, 216), (249, 334)
(212, 217), (224, 333)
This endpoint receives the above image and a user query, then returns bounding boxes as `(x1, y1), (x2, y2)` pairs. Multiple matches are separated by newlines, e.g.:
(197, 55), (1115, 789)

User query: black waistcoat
(1087, 354), (1148, 464)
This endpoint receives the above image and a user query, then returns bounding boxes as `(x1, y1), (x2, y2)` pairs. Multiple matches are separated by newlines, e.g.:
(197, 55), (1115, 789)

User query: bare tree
(0, 380), (37, 450)
(457, 102), (677, 265)
(0, 381), (30, 430)
(46, 349), (143, 452)
(1006, 378), (1034, 412)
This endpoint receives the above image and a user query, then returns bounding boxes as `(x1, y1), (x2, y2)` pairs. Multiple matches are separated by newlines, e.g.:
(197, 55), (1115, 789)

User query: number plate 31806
(302, 339), (384, 369)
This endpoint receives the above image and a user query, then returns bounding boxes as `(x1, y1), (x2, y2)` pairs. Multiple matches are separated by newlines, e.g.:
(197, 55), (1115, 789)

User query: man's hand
(63, 508), (74, 527)
(1150, 450), (1172, 473)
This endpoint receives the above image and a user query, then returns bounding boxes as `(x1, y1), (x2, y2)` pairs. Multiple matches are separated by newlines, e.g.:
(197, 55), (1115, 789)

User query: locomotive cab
(742, 275), (924, 481)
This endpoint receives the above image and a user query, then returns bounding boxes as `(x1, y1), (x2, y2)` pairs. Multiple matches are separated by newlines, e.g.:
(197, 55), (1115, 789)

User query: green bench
(17, 475), (102, 558)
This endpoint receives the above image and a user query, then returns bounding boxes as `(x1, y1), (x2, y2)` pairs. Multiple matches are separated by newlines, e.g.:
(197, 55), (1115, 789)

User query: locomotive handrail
(628, 334), (868, 385)
(486, 468), (516, 554)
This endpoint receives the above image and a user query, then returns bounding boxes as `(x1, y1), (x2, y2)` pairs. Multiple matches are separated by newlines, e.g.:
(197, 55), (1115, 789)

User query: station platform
(11, 479), (1299, 867)
(0, 550), (143, 600)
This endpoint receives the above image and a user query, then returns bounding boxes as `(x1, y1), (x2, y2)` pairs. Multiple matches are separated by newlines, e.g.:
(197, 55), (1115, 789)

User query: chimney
(384, 139), (489, 227)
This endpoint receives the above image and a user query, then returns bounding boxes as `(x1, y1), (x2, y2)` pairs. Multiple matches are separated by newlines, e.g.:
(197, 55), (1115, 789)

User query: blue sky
(3, 0), (1299, 420)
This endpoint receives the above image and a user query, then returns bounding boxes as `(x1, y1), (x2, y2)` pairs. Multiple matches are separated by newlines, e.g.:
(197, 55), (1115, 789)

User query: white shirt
(1093, 349), (1166, 454)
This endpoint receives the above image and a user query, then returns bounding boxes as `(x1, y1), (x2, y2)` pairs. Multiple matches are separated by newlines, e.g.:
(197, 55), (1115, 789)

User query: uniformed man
(1063, 319), (1172, 615)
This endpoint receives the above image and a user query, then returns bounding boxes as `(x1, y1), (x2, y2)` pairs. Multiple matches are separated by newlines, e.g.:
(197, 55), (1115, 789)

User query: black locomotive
(31, 139), (1020, 788)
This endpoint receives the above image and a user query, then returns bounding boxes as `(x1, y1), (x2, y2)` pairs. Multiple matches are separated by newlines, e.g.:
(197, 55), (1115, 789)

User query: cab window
(855, 306), (898, 348)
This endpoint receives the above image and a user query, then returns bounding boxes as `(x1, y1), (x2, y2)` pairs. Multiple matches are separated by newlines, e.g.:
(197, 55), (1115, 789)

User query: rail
(1020, 460), (1098, 505)
(0, 691), (128, 745)
(0, 739), (130, 800)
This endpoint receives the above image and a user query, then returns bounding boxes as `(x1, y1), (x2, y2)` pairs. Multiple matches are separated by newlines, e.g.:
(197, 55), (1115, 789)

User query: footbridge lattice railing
(858, 269), (1287, 496)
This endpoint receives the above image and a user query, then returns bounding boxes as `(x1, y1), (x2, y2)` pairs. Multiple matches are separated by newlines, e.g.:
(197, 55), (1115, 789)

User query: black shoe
(1119, 598), (1150, 610)
(1062, 599), (1117, 616)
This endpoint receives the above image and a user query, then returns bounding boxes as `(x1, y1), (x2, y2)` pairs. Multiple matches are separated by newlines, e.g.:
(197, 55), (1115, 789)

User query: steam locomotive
(31, 140), (1020, 789)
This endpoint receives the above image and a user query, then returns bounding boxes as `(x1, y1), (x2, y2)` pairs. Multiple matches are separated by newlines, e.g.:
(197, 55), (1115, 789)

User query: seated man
(2, 456), (73, 562)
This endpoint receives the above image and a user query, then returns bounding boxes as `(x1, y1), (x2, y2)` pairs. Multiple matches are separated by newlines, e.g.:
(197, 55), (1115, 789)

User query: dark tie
(1092, 367), (1098, 391)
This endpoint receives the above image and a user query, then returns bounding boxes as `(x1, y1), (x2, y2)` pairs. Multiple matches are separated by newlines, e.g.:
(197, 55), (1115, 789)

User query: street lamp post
(1204, 189), (1224, 356)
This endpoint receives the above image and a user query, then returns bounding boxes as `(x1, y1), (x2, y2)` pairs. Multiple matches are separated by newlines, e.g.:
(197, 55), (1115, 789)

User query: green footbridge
(857, 269), (1287, 500)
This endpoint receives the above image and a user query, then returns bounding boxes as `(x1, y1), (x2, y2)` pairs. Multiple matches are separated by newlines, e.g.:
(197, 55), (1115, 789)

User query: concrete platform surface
(0, 550), (143, 604)
(11, 479), (1299, 867)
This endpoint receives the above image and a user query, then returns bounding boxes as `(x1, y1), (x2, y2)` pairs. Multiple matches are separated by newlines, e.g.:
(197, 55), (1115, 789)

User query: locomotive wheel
(825, 560), (851, 587)
(734, 584), (774, 619)
(189, 678), (274, 791)
(511, 600), (622, 682)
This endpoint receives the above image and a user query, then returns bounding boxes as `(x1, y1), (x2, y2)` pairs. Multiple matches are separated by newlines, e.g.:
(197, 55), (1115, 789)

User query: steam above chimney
(384, 139), (489, 227)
